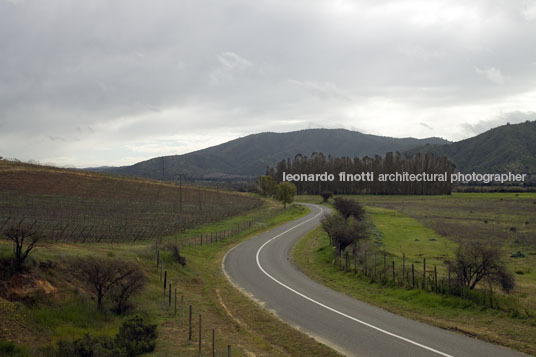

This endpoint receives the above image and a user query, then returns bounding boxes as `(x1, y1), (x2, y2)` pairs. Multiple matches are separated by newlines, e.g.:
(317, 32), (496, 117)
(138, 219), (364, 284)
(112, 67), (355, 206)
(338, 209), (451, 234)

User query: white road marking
(255, 204), (454, 357)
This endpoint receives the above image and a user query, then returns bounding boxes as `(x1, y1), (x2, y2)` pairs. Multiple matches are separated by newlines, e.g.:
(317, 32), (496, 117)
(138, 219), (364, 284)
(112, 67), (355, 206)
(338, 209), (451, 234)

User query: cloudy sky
(1, 0), (536, 167)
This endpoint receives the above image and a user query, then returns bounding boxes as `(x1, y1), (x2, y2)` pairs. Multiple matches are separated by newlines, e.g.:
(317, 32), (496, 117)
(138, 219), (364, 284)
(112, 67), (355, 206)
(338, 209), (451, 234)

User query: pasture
(294, 192), (536, 354)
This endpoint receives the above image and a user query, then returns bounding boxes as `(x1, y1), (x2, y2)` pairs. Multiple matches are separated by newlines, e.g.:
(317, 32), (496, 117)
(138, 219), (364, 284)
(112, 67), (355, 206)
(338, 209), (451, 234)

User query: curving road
(223, 203), (527, 357)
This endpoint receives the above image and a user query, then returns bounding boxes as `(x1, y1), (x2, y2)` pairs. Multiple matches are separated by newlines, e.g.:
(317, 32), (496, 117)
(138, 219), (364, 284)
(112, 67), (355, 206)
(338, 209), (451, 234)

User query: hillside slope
(408, 121), (536, 174)
(99, 129), (448, 179)
(0, 160), (261, 242)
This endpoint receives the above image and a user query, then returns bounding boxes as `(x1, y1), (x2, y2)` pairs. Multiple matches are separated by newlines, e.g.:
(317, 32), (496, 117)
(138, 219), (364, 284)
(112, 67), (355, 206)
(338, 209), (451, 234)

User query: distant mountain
(407, 121), (536, 174)
(96, 129), (449, 180)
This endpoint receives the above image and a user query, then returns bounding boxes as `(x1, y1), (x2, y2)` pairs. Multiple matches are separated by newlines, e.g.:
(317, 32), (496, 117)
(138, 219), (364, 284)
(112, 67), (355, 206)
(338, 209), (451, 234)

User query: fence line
(154, 245), (238, 356)
(333, 247), (508, 311)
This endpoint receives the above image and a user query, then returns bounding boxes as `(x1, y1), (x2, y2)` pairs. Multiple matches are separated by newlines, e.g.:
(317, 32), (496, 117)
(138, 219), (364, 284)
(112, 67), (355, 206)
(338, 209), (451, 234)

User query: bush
(166, 244), (186, 267)
(333, 198), (365, 222)
(320, 191), (333, 202)
(0, 339), (26, 356)
(511, 251), (525, 258)
(57, 334), (121, 357)
(115, 315), (157, 356)
(55, 316), (156, 356)
(451, 241), (515, 293)
(322, 213), (368, 256)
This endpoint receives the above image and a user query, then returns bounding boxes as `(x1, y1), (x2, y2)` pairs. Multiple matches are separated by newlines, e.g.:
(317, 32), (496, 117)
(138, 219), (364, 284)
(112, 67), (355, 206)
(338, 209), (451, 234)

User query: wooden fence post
(189, 305), (192, 341)
(412, 263), (415, 288)
(447, 262), (451, 294)
(364, 251), (368, 276)
(174, 288), (177, 316)
(212, 328), (215, 357)
(168, 283), (171, 307)
(422, 258), (426, 290)
(228, 345), (231, 357)
(181, 296), (185, 327)
(434, 265), (438, 292)
(163, 271), (167, 295)
(402, 253), (406, 286)
(199, 314), (202, 354)
(373, 253), (377, 278)
(383, 252), (386, 275)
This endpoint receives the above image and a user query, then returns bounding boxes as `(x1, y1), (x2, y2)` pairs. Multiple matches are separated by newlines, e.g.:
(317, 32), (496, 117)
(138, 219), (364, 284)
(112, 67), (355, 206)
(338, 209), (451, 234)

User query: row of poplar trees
(266, 152), (455, 195)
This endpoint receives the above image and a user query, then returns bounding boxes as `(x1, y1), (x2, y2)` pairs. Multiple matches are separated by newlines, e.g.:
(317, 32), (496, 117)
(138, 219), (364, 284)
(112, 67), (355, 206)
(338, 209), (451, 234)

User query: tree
(333, 198), (365, 222)
(76, 257), (146, 310)
(451, 241), (515, 292)
(320, 191), (333, 202)
(110, 266), (147, 314)
(2, 220), (43, 271)
(275, 182), (296, 209)
(322, 214), (368, 256)
(259, 175), (276, 196)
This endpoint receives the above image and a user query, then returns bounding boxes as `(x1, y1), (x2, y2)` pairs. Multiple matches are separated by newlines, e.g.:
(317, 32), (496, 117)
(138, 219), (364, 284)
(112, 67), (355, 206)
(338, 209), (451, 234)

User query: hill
(97, 129), (449, 180)
(0, 159), (261, 242)
(408, 121), (536, 174)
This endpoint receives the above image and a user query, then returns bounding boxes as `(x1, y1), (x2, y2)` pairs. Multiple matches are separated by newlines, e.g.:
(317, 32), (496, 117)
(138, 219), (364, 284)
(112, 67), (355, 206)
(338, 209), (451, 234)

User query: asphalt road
(223, 203), (528, 357)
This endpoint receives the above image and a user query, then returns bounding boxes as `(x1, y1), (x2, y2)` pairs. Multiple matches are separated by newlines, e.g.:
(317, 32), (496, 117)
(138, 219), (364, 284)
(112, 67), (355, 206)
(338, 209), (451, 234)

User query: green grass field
(294, 192), (536, 355)
(0, 200), (340, 356)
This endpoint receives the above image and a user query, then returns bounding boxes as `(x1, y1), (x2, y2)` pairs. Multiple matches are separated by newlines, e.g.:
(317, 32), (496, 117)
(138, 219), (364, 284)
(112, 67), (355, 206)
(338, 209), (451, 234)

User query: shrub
(75, 257), (146, 311)
(511, 251), (525, 258)
(115, 315), (157, 356)
(57, 334), (120, 357)
(333, 198), (365, 222)
(55, 316), (156, 356)
(166, 244), (186, 267)
(0, 339), (26, 356)
(322, 213), (368, 256)
(450, 241), (515, 293)
(320, 191), (333, 202)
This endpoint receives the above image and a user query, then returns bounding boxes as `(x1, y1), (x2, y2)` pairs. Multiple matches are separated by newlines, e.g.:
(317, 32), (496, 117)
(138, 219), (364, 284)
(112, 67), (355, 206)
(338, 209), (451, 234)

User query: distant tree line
(266, 152), (455, 195)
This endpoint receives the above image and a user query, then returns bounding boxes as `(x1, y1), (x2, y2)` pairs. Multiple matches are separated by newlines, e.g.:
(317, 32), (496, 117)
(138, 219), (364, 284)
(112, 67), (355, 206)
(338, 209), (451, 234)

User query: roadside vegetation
(0, 196), (340, 356)
(293, 192), (536, 355)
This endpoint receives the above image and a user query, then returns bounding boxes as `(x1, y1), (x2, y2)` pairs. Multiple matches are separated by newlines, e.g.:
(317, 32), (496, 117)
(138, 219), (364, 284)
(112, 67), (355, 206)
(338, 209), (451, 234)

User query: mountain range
(408, 120), (536, 174)
(94, 121), (535, 181)
(94, 129), (449, 180)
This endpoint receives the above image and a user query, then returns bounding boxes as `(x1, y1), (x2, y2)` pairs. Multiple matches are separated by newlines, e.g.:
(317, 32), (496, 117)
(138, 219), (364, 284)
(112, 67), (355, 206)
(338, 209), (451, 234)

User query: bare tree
(110, 264), (147, 314)
(76, 257), (146, 310)
(2, 219), (42, 271)
(333, 198), (365, 222)
(451, 241), (515, 292)
(320, 191), (333, 202)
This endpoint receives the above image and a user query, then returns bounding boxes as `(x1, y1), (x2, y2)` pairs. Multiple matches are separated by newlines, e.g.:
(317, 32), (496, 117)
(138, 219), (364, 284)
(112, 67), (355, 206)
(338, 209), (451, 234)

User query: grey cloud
(462, 111), (536, 135)
(1, 0), (536, 166)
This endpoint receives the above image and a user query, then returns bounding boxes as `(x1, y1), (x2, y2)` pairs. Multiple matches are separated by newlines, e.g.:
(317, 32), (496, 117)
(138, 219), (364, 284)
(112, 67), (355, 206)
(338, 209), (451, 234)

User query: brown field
(0, 160), (261, 243)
